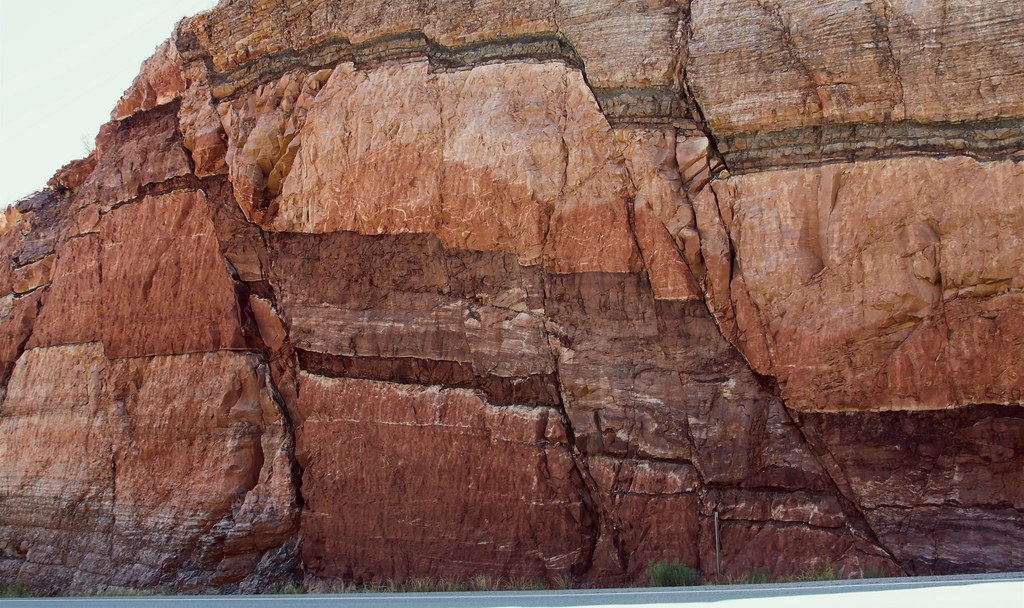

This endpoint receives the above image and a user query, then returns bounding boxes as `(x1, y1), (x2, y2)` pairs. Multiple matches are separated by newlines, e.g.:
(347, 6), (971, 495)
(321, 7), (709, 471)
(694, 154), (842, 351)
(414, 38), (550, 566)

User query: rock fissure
(780, 403), (905, 571)
(540, 312), (610, 580)
(866, 0), (907, 120)
(675, 1), (729, 176)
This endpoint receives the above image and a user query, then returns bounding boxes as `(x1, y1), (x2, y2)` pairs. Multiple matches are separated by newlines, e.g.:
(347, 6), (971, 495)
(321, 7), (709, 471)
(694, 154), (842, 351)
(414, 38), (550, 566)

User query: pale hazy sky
(0, 0), (219, 205)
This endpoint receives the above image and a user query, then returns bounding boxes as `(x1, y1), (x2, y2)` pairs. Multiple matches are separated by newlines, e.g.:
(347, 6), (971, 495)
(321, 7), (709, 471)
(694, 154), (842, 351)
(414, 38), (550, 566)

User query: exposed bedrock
(0, 100), (301, 593)
(295, 374), (592, 584)
(700, 158), (1024, 412)
(0, 345), (297, 592)
(1, 0), (1022, 594)
(796, 406), (1024, 574)
(687, 0), (1024, 169)
(264, 230), (898, 583)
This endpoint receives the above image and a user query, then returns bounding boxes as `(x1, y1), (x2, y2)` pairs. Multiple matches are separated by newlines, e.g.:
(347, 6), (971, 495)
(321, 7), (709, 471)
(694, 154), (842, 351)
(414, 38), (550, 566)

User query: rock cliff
(1, 0), (1021, 594)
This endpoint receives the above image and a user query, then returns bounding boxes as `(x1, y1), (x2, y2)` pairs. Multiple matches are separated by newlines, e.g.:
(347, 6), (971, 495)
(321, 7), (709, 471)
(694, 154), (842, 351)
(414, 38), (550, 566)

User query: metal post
(713, 510), (721, 584)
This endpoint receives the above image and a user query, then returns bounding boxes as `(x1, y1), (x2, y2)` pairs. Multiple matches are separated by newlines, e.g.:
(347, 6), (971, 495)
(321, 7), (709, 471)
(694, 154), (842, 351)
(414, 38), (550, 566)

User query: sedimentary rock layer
(797, 405), (1024, 574)
(1, 0), (1022, 595)
(0, 345), (297, 591)
(703, 156), (1024, 412)
(687, 0), (1024, 169)
(296, 374), (591, 583)
(177, 0), (683, 103)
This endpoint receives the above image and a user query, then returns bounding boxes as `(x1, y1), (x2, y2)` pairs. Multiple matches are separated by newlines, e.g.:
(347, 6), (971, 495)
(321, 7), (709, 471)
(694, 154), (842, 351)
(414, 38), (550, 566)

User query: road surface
(5, 572), (1021, 607)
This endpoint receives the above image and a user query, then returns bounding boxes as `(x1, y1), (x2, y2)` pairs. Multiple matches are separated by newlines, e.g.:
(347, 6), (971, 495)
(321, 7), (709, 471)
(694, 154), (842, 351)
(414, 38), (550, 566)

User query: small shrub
(1, 581), (33, 598)
(649, 560), (701, 587)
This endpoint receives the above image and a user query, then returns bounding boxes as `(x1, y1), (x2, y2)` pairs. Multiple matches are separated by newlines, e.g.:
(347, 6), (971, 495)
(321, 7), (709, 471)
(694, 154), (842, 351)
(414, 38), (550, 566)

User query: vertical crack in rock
(263, 226), (611, 584)
(0, 190), (76, 396)
(0, 293), (43, 391)
(754, 0), (822, 125)
(791, 405), (1024, 575)
(236, 281), (304, 505)
(677, 0), (729, 178)
(554, 380), (607, 580)
(866, 0), (907, 120)
(539, 273), (606, 581)
(776, 397), (907, 573)
(200, 174), (306, 589)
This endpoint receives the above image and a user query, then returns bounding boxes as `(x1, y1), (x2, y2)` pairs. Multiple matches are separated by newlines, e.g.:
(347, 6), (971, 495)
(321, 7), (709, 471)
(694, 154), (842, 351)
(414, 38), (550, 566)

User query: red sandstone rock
(0, 292), (41, 385)
(28, 190), (249, 357)
(1, 0), (1023, 595)
(266, 231), (555, 384)
(179, 60), (230, 177)
(632, 202), (701, 301)
(706, 157), (1024, 411)
(0, 210), (24, 297)
(265, 60), (639, 273)
(295, 374), (589, 583)
(248, 295), (300, 424)
(617, 127), (703, 277)
(202, 176), (271, 282)
(796, 406), (1024, 574)
(0, 191), (74, 296)
(72, 104), (193, 218)
(688, 0), (1024, 136)
(47, 154), (98, 193)
(112, 40), (185, 121)
(0, 345), (298, 592)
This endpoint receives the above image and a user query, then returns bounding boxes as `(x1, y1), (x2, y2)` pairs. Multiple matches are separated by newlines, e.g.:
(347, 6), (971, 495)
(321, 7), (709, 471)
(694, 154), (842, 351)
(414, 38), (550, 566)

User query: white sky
(0, 0), (220, 206)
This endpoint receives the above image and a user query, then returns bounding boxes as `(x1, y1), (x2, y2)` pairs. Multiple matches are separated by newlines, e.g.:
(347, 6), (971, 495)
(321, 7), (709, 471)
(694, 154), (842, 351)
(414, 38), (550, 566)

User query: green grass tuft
(648, 560), (701, 587)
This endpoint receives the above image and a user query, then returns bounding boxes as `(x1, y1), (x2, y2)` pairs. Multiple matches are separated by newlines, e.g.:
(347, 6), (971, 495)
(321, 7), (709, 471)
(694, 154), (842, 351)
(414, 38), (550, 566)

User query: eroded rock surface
(1, 0), (1022, 594)
(705, 157), (1024, 412)
(296, 374), (590, 583)
(0, 345), (297, 592)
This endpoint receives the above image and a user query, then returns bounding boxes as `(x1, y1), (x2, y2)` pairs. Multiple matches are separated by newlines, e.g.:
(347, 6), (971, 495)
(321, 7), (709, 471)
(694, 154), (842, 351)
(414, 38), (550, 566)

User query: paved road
(5, 573), (1022, 607)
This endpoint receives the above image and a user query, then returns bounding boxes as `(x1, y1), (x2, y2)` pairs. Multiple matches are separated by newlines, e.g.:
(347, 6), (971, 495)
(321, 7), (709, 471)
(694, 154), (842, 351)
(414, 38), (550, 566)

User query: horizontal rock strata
(1, 0), (1022, 594)
(687, 0), (1024, 169)
(796, 405), (1024, 574)
(296, 374), (591, 583)
(0, 344), (297, 591)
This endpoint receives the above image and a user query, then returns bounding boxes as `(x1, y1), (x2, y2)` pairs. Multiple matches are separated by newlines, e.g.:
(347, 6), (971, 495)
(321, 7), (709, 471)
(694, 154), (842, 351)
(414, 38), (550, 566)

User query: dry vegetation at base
(0, 561), (887, 597)
(1, 581), (32, 597)
(296, 573), (574, 594)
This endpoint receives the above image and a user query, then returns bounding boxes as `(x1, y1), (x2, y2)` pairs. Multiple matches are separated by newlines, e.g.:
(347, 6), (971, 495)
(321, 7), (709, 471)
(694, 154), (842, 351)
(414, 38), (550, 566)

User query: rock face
(1, 0), (1022, 594)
